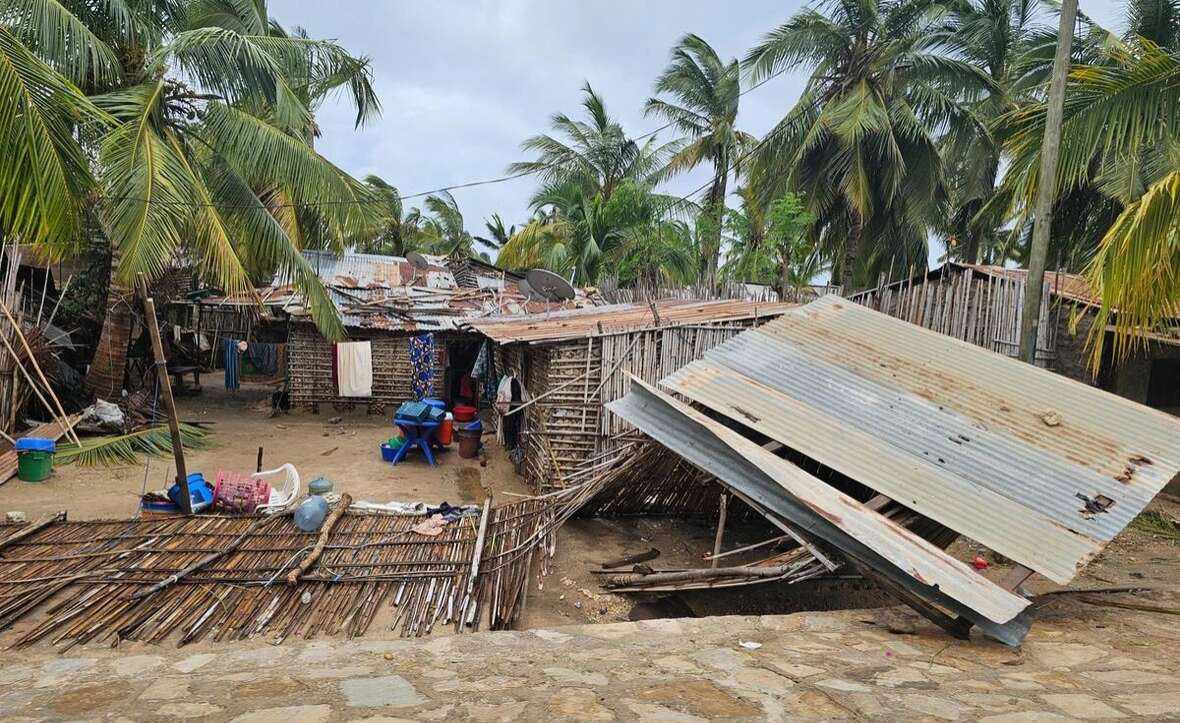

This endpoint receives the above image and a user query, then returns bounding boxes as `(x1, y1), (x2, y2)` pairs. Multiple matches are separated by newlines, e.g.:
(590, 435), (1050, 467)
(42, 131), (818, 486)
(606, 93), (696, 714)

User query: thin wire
(93, 66), (794, 209)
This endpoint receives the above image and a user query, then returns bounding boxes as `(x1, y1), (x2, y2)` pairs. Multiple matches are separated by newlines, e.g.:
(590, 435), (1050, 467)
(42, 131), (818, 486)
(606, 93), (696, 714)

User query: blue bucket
(380, 443), (398, 462)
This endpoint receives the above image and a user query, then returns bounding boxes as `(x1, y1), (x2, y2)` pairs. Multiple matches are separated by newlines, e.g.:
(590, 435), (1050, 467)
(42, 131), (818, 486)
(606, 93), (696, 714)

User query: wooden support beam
(136, 274), (191, 515)
(711, 492), (729, 569)
(1001, 564), (1035, 592)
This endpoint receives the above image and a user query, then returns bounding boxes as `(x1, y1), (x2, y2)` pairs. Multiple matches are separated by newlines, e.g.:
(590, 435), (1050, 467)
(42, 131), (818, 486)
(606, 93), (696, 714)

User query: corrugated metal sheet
(661, 295), (1180, 585)
(464, 299), (796, 344)
(274, 252), (602, 332)
(608, 378), (1032, 644)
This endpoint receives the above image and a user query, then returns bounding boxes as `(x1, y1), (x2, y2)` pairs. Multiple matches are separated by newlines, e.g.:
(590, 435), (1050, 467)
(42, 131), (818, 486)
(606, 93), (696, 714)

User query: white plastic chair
(253, 463), (301, 515)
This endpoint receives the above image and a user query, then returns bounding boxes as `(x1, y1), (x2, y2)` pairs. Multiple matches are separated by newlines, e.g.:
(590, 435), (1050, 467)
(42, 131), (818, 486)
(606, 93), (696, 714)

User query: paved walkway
(1, 594), (1178, 721)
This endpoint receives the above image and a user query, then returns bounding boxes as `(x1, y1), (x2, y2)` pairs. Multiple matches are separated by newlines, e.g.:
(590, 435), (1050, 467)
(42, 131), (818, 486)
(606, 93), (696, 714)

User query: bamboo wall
(288, 324), (447, 409)
(514, 320), (767, 493)
(851, 268), (1058, 366)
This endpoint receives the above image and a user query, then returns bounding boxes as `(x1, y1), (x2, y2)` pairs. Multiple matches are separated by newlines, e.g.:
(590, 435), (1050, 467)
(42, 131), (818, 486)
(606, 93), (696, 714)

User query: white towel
(336, 341), (373, 397)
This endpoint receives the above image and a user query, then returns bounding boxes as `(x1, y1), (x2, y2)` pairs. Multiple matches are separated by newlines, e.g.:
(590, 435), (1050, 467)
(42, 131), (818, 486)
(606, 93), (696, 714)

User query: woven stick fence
(0, 499), (553, 649)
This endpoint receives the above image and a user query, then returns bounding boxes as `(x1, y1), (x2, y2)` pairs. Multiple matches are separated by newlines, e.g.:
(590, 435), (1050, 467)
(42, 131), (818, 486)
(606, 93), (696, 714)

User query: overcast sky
(270, 0), (1126, 251)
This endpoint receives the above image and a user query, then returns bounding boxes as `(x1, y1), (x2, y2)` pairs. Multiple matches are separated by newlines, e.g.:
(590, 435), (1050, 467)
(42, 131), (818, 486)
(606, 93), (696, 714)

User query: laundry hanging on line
(336, 341), (373, 397)
(408, 333), (436, 400)
(224, 338), (240, 391)
(244, 341), (279, 376)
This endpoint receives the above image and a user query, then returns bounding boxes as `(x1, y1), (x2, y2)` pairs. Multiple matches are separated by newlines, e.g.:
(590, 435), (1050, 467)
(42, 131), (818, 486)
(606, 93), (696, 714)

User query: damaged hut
(278, 251), (601, 411)
(849, 262), (1180, 415)
(605, 294), (1180, 645)
(462, 298), (794, 492)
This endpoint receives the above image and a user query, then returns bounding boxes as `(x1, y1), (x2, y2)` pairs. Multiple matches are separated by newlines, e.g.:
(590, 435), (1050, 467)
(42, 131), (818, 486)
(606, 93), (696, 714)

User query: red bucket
(453, 405), (477, 423)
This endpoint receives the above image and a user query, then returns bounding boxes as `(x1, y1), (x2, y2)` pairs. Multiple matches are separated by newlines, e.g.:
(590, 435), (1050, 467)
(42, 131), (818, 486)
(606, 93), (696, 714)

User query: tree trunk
(705, 157), (728, 292)
(1020, 0), (1078, 364)
(779, 241), (792, 301)
(83, 251), (133, 401)
(840, 212), (863, 295)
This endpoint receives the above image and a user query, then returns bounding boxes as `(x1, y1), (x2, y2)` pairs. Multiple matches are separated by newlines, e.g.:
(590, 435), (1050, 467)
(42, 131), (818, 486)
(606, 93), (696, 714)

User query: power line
(95, 65), (795, 210)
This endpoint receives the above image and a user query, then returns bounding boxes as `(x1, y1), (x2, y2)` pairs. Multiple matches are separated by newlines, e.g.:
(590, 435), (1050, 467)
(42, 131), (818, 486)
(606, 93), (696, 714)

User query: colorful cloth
(409, 333), (436, 400)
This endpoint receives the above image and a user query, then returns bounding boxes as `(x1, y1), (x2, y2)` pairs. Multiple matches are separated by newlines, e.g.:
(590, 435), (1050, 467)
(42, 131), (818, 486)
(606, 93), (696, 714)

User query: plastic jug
(294, 495), (330, 532)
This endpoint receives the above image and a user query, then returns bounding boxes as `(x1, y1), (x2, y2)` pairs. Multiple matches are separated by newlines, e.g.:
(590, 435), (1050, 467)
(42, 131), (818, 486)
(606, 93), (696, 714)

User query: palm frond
(1, 0), (121, 84)
(57, 423), (212, 467)
(0, 24), (105, 254)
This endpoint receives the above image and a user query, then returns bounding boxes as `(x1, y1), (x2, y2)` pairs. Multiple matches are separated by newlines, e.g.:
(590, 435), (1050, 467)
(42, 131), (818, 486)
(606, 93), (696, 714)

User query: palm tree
(509, 82), (680, 201)
(645, 34), (754, 289)
(498, 179), (692, 284)
(940, 0), (1050, 263)
(356, 175), (423, 257)
(999, 10), (1180, 369)
(415, 191), (477, 257)
(745, 0), (992, 292)
(474, 213), (514, 251)
(0, 0), (382, 398)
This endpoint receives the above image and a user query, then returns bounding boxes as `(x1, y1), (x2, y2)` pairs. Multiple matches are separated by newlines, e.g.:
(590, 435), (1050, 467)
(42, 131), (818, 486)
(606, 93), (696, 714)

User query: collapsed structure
(607, 295), (1180, 645)
(463, 298), (795, 491)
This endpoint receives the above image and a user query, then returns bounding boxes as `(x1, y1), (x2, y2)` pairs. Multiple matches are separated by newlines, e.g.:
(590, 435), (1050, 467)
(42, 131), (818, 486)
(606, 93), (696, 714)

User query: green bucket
(17, 450), (53, 482)
(16, 438), (55, 482)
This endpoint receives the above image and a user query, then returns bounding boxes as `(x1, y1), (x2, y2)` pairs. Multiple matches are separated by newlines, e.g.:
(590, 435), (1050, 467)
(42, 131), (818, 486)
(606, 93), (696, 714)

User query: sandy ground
(1, 372), (1179, 635)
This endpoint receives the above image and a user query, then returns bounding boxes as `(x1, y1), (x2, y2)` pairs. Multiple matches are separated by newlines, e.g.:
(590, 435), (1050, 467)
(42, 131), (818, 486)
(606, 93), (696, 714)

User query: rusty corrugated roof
(661, 295), (1180, 585)
(463, 298), (796, 344)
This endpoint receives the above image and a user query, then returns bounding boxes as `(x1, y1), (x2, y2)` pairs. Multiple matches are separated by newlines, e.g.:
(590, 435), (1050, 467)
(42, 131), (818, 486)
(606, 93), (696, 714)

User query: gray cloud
(271, 0), (1126, 240)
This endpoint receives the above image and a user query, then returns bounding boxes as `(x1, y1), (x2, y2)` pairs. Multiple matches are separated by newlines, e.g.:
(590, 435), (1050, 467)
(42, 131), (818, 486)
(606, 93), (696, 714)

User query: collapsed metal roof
(463, 298), (797, 344)
(266, 251), (603, 332)
(610, 294), (1180, 643)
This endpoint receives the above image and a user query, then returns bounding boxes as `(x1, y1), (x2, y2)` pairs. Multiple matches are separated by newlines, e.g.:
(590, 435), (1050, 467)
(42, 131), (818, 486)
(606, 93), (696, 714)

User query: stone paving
(1, 595), (1179, 722)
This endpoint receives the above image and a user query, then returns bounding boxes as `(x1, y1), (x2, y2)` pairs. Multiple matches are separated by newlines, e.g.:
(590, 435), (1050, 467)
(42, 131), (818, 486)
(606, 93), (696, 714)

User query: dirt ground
(1, 372), (1178, 635)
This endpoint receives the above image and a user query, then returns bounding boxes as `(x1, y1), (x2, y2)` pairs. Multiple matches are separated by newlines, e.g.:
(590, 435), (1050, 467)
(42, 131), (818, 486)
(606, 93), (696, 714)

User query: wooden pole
(287, 493), (352, 585)
(711, 492), (729, 569)
(1019, 0), (1078, 364)
(466, 495), (492, 595)
(0, 301), (80, 445)
(136, 274), (191, 515)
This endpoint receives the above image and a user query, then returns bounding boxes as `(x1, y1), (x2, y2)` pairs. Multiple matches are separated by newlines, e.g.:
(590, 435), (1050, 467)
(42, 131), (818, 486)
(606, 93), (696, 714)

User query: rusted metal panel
(608, 378), (1032, 644)
(661, 295), (1180, 585)
(464, 299), (796, 344)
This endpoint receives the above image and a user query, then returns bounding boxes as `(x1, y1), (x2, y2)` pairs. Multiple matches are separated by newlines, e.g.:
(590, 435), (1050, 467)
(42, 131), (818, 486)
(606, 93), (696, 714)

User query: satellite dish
(516, 277), (541, 300)
(407, 252), (430, 270)
(526, 268), (576, 301)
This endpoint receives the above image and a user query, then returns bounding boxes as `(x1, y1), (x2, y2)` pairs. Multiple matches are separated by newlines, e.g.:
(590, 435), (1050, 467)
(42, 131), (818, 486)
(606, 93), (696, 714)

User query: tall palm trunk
(704, 158), (728, 291)
(83, 251), (134, 400)
(841, 211), (863, 294)
(963, 155), (1000, 263)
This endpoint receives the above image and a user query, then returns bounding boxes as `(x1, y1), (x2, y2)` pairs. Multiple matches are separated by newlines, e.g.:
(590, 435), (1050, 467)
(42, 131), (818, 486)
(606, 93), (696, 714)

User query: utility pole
(1019, 0), (1078, 364)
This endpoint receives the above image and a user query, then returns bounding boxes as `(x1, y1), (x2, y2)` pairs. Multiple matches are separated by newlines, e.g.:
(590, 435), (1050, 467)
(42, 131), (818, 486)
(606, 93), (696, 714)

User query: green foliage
(57, 422), (212, 467)
(745, 0), (994, 290)
(723, 191), (819, 293)
(0, 0), (380, 348)
(1131, 510), (1180, 541)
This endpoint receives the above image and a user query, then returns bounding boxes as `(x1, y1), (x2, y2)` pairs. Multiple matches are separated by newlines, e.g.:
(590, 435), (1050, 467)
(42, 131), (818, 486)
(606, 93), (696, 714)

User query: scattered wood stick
(130, 515), (275, 601)
(287, 494), (352, 585)
(0, 301), (79, 445)
(1078, 596), (1180, 616)
(600, 547), (660, 570)
(0, 511), (65, 553)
